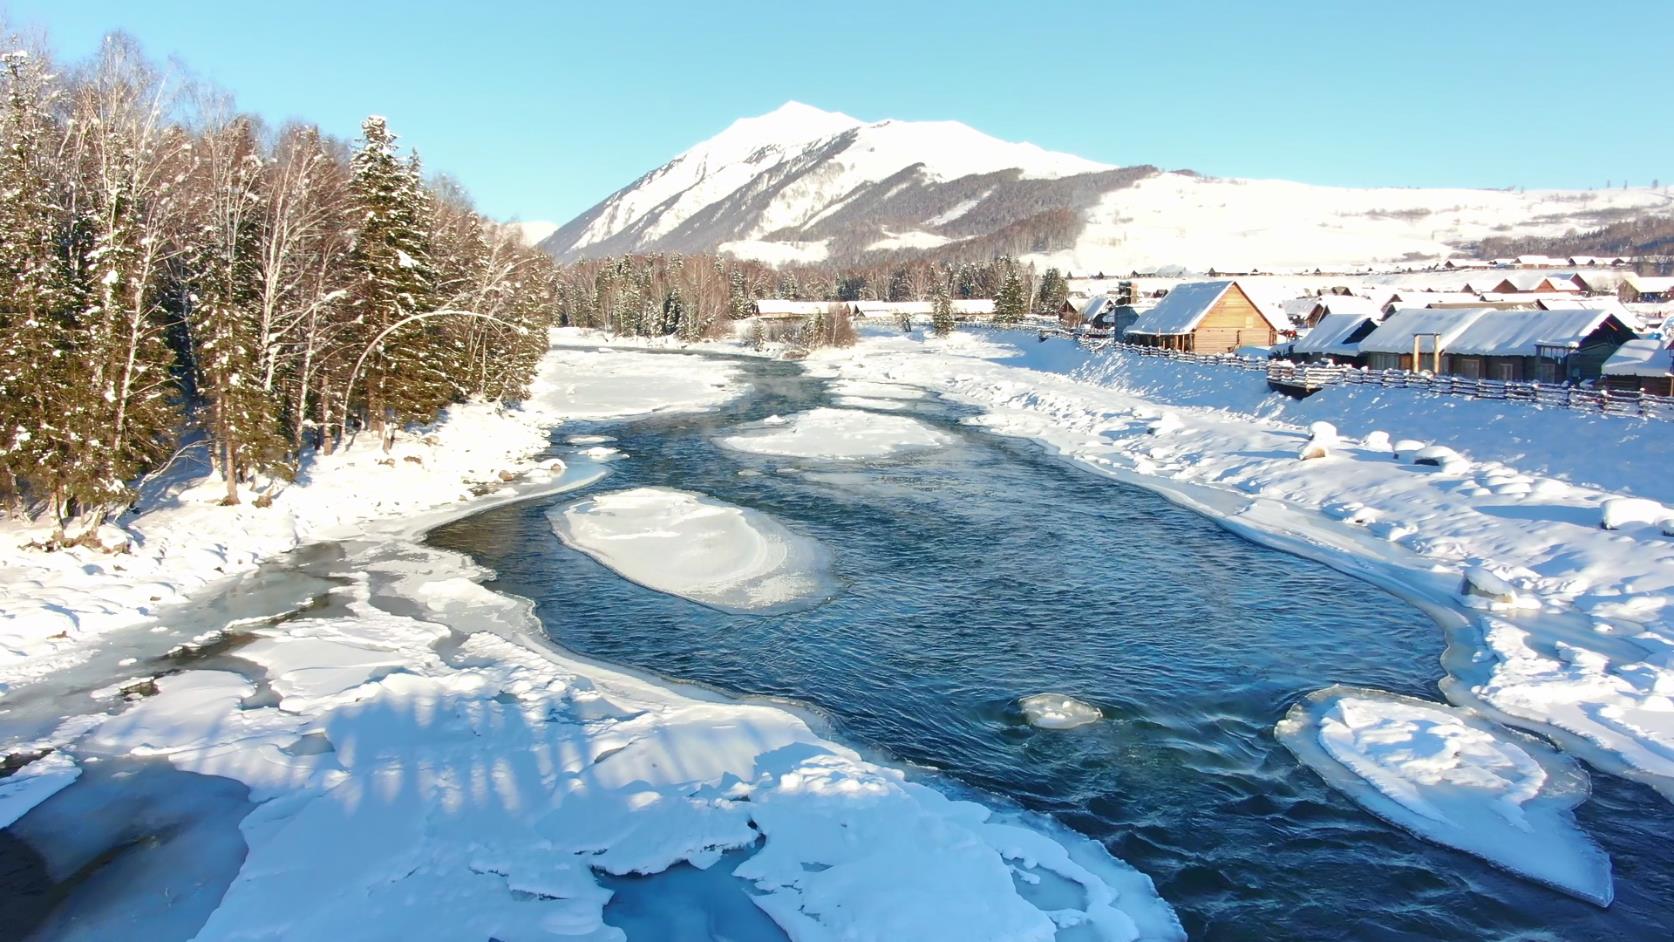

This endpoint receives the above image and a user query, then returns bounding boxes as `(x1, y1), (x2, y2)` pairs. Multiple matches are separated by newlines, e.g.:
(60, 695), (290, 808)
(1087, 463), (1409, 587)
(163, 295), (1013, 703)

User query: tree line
(0, 34), (559, 533)
(549, 251), (1065, 338)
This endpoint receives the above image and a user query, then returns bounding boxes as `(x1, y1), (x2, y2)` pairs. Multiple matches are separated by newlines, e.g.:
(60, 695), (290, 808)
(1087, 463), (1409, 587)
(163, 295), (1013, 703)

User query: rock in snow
(1019, 693), (1104, 730)
(1276, 685), (1613, 906)
(551, 487), (834, 614)
(1299, 421), (1338, 461)
(1600, 497), (1668, 531)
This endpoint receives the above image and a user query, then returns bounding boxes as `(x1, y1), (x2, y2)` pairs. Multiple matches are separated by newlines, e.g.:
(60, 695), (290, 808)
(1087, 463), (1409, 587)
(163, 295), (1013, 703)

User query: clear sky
(9, 0), (1673, 225)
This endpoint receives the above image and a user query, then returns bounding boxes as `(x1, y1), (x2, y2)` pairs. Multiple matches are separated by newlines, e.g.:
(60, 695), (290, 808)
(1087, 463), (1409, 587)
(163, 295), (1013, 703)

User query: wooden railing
(1073, 337), (1674, 421)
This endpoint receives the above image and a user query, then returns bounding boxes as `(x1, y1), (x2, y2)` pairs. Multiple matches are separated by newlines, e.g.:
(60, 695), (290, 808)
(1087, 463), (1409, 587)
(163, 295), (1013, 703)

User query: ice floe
(718, 407), (951, 460)
(1019, 693), (1104, 730)
(1277, 685), (1612, 905)
(550, 487), (834, 614)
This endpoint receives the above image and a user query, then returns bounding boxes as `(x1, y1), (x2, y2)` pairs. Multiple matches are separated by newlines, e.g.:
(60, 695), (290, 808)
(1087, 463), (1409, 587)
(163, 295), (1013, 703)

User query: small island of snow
(1019, 693), (1104, 730)
(1276, 685), (1612, 906)
(717, 407), (950, 460)
(550, 487), (833, 614)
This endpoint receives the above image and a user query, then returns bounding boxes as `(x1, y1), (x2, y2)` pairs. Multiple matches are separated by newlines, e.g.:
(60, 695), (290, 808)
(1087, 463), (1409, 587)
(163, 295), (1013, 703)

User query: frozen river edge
(1, 337), (1184, 942)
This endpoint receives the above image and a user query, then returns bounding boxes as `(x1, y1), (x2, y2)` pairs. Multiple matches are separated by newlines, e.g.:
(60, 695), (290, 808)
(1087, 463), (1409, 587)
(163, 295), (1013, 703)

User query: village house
(1122, 280), (1286, 353)
(1441, 308), (1635, 383)
(753, 299), (831, 318)
(1570, 270), (1633, 296)
(1621, 274), (1674, 304)
(1294, 295), (1381, 329)
(1287, 310), (1379, 365)
(1602, 339), (1674, 396)
(1079, 295), (1139, 337)
(1358, 307), (1491, 372)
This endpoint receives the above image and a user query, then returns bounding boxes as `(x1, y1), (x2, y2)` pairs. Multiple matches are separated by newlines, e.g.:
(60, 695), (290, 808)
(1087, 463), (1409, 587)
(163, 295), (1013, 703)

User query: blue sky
(11, 1), (1673, 224)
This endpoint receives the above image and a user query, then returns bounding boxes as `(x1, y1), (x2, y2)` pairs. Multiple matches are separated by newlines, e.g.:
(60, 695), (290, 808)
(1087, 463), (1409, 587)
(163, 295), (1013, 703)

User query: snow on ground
(0, 749), (80, 827)
(551, 487), (834, 614)
(1, 331), (1184, 940)
(1277, 686), (1612, 904)
(1018, 693), (1104, 730)
(719, 407), (951, 461)
(0, 332), (746, 690)
(804, 329), (1674, 806)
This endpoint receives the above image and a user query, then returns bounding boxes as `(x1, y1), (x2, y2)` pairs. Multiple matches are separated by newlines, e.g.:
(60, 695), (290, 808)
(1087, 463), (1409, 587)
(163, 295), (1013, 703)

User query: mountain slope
(540, 102), (1674, 272)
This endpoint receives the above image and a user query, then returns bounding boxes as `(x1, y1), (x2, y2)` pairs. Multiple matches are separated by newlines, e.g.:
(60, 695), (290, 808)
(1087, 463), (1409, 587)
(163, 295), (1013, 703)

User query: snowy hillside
(539, 102), (1674, 272)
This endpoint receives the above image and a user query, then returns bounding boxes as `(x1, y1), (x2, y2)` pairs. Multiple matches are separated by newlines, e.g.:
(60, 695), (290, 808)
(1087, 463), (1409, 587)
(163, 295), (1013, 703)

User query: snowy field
(0, 330), (1184, 941)
(806, 326), (1674, 885)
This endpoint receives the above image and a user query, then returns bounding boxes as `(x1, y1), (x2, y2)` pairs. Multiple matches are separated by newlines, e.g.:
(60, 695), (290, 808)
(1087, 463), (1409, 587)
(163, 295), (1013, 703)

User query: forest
(0, 32), (1063, 536)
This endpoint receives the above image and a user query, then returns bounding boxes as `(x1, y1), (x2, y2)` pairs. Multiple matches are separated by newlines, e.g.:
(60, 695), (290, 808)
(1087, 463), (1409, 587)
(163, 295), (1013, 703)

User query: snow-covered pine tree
(0, 50), (77, 517)
(63, 37), (189, 521)
(995, 263), (1027, 325)
(345, 117), (443, 449)
(1035, 267), (1068, 315)
(184, 115), (288, 504)
(931, 282), (955, 337)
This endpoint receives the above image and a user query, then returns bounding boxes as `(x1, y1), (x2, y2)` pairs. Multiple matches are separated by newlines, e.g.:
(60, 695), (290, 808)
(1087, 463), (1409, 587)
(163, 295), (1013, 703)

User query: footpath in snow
(806, 325), (1674, 888)
(0, 329), (1183, 941)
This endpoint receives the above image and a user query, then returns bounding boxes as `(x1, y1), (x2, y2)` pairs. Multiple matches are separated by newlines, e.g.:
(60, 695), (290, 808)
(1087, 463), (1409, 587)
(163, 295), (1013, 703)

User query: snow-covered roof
(1537, 295), (1635, 326)
(1385, 291), (1481, 308)
(1446, 308), (1627, 357)
(1627, 274), (1674, 293)
(854, 301), (933, 315)
(1358, 307), (1491, 354)
(1570, 270), (1631, 291)
(1124, 280), (1285, 336)
(1314, 296), (1382, 318)
(1603, 339), (1674, 377)
(1291, 311), (1378, 356)
(1080, 295), (1114, 321)
(951, 299), (995, 315)
(754, 299), (831, 316)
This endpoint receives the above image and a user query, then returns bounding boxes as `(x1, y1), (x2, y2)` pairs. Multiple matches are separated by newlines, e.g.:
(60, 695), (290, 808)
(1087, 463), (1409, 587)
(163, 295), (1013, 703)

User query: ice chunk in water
(1018, 693), (1103, 730)
(1276, 685), (1612, 905)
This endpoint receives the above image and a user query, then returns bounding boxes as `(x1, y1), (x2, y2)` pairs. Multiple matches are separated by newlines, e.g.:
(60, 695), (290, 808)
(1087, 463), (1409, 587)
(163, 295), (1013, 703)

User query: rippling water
(432, 352), (1674, 940)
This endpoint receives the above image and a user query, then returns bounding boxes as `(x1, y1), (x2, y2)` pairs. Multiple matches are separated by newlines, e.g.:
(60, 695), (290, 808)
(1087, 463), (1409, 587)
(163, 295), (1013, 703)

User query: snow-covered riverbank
(1, 331), (1184, 941)
(806, 327), (1674, 868)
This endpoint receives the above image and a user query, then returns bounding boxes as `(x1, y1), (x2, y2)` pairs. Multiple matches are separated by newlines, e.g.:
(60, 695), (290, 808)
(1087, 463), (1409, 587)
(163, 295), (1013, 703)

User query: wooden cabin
(1442, 309), (1635, 383)
(1621, 275), (1674, 304)
(1357, 307), (1492, 372)
(1602, 339), (1674, 396)
(1288, 312), (1379, 365)
(1122, 281), (1284, 353)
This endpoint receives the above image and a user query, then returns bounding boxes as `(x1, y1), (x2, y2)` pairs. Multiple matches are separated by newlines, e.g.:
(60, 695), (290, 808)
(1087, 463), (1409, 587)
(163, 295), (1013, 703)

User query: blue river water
(431, 352), (1674, 941)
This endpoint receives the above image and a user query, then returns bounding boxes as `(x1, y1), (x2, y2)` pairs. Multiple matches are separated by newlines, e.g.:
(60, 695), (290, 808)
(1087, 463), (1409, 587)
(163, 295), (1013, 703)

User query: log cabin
(1288, 311), (1380, 365)
(1442, 308), (1635, 383)
(1358, 307), (1491, 372)
(1621, 275), (1674, 304)
(1602, 339), (1674, 396)
(1122, 281), (1285, 353)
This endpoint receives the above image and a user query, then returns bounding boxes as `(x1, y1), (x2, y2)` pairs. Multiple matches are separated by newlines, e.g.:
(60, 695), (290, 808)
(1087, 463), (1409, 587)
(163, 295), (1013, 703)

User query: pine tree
(995, 264), (1027, 325)
(931, 283), (955, 338)
(345, 117), (442, 448)
(65, 39), (188, 521)
(185, 117), (289, 503)
(1035, 267), (1068, 315)
(0, 51), (79, 517)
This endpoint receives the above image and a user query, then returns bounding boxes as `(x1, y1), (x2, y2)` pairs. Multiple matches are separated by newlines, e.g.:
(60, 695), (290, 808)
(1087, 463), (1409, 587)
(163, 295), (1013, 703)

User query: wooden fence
(1073, 337), (1674, 421)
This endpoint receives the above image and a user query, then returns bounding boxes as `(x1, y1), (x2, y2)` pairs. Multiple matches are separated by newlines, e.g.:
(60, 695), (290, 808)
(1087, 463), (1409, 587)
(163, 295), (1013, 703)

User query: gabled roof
(1291, 311), (1378, 356)
(1359, 307), (1492, 354)
(1313, 295), (1381, 318)
(1603, 339), (1674, 377)
(1627, 274), (1674, 293)
(1124, 280), (1286, 336)
(1446, 308), (1628, 357)
(1570, 270), (1631, 291)
(754, 299), (831, 316)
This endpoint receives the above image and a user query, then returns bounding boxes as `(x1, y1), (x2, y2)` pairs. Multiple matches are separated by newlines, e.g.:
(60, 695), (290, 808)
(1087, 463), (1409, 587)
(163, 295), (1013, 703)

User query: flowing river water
(434, 351), (1674, 941)
(4, 348), (1674, 940)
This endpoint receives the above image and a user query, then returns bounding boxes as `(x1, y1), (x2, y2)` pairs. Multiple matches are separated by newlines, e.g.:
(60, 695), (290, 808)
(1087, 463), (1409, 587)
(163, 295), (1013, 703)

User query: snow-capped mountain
(540, 102), (1674, 272)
